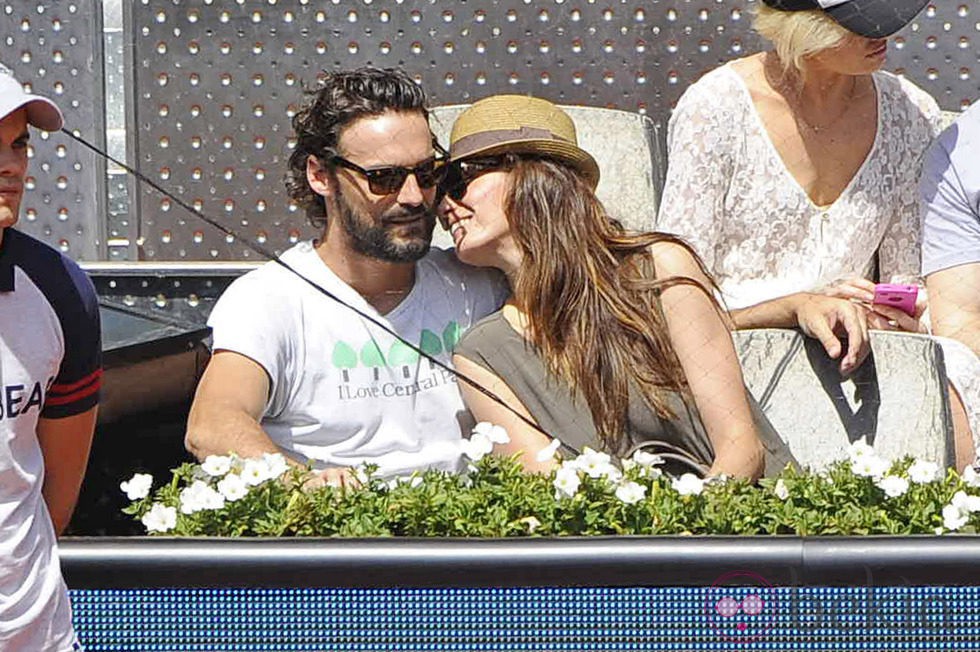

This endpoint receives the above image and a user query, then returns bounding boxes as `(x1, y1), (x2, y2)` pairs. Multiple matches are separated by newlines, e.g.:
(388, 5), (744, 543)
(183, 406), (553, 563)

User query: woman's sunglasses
(439, 157), (507, 201)
(331, 155), (448, 195)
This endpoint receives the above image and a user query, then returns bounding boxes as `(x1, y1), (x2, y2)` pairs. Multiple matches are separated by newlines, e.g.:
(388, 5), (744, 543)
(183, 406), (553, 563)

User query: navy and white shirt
(0, 227), (100, 651)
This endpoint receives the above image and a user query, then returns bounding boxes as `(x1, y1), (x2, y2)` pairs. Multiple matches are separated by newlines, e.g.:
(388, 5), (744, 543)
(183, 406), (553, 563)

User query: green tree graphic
(360, 341), (386, 381)
(331, 342), (358, 383)
(388, 341), (419, 379)
(420, 329), (443, 370)
(442, 321), (462, 351)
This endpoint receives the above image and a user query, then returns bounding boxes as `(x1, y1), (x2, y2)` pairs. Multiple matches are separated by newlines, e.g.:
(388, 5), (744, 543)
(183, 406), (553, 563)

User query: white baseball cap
(0, 63), (64, 131)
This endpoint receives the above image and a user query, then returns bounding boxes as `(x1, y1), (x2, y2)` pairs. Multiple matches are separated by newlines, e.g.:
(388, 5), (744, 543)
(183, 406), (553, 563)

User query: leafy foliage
(122, 444), (980, 537)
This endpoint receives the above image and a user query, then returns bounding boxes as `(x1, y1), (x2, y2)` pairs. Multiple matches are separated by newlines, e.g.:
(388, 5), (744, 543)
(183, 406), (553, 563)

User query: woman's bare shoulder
(648, 239), (702, 276)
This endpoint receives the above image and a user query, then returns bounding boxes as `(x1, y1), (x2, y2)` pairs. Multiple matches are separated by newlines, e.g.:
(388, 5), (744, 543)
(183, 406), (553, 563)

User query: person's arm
(655, 79), (732, 266)
(186, 352), (359, 487)
(37, 406), (97, 534)
(920, 113), (980, 356)
(453, 354), (557, 474)
(185, 350), (280, 460)
(652, 242), (763, 480)
(730, 292), (870, 375)
(877, 81), (941, 289)
(928, 263), (980, 356)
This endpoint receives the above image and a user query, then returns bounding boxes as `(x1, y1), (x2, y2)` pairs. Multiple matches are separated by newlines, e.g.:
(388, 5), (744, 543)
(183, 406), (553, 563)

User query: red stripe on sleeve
(45, 373), (102, 407)
(48, 368), (103, 396)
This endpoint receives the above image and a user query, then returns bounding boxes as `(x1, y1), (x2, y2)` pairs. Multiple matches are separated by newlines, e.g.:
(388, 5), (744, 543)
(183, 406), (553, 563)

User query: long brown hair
(502, 154), (725, 453)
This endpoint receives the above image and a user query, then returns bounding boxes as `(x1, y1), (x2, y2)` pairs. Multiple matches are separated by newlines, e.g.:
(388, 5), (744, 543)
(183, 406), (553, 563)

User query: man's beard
(334, 186), (435, 263)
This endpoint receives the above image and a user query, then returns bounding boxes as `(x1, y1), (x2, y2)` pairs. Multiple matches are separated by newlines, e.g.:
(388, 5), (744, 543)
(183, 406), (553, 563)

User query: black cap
(762, 0), (930, 39)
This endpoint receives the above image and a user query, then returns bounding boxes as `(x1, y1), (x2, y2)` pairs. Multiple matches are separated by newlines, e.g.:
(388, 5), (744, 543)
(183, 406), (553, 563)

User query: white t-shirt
(208, 242), (507, 477)
(1, 228), (100, 652)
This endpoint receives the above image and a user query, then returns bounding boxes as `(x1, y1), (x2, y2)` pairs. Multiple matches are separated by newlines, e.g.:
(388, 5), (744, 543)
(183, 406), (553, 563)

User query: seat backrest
(735, 329), (953, 469)
(429, 104), (663, 250)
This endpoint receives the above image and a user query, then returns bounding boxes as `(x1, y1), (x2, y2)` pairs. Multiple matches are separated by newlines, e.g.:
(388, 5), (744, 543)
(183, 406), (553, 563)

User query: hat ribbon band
(453, 126), (572, 156)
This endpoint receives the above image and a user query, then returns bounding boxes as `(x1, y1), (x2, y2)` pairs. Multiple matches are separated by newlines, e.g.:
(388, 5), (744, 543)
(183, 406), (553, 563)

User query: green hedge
(120, 436), (980, 537)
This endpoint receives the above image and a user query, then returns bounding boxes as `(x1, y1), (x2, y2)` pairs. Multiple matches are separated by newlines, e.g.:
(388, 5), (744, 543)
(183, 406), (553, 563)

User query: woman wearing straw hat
(438, 95), (795, 479)
(655, 0), (979, 466)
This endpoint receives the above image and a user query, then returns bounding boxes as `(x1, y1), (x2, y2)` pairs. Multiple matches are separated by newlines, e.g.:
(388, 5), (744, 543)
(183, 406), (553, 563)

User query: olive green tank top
(455, 310), (794, 477)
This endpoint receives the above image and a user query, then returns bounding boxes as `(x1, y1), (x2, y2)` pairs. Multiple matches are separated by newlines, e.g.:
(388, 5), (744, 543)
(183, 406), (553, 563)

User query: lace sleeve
(655, 78), (736, 271)
(878, 78), (942, 285)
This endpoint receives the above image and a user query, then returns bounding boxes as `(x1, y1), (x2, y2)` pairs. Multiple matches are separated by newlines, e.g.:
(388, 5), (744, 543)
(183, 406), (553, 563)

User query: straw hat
(448, 95), (600, 188)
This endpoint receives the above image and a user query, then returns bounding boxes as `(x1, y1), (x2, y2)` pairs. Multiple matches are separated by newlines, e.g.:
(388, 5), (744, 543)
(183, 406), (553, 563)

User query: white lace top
(656, 62), (941, 310)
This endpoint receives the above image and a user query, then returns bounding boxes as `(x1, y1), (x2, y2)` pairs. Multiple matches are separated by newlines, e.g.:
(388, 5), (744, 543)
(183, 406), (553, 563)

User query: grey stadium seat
(735, 329), (953, 470)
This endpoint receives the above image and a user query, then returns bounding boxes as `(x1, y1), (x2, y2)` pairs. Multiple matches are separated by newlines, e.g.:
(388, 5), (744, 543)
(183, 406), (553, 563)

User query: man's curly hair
(286, 67), (430, 229)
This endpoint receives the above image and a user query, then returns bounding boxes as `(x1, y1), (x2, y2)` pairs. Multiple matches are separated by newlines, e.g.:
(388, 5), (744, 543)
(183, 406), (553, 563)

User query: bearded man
(185, 68), (505, 484)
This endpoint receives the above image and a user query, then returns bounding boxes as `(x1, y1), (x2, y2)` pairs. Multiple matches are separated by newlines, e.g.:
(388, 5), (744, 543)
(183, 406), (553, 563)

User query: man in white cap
(0, 64), (100, 650)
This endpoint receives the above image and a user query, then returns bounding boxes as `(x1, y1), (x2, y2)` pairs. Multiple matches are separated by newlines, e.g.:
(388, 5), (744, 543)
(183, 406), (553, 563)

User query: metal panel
(59, 536), (980, 588)
(892, 3), (980, 112)
(0, 0), (106, 260)
(127, 1), (979, 261)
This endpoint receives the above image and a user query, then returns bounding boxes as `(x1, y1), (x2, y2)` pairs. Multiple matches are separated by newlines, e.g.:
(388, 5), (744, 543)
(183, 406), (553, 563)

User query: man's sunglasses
(439, 157), (508, 202)
(331, 155), (447, 195)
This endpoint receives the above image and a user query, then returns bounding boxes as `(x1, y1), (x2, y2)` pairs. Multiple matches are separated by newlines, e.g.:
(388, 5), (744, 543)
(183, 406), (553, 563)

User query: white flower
(179, 480), (226, 514)
(217, 473), (249, 501)
(241, 458), (272, 486)
(460, 431), (494, 461)
(671, 473), (704, 496)
(262, 453), (289, 480)
(120, 473), (154, 501)
(520, 516), (542, 533)
(934, 526), (945, 535)
(535, 438), (562, 463)
(941, 491), (980, 532)
(201, 455), (233, 478)
(774, 479), (790, 500)
(472, 422), (510, 445)
(847, 438), (875, 461)
(615, 481), (647, 505)
(624, 459), (662, 480)
(908, 460), (941, 484)
(951, 491), (980, 514)
(963, 466), (980, 488)
(851, 455), (890, 479)
(574, 447), (615, 479)
(179, 483), (205, 515)
(553, 466), (581, 498)
(598, 463), (623, 483)
(141, 503), (177, 533)
(631, 450), (665, 469)
(876, 475), (910, 498)
(943, 504), (969, 531)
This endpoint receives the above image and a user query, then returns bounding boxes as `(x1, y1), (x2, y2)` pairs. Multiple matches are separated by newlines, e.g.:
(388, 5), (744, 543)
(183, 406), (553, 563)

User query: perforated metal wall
(126, 0), (979, 261)
(0, 1), (106, 260)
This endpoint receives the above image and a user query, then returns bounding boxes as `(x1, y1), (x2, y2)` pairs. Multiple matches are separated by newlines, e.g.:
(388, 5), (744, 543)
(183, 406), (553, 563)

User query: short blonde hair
(753, 5), (851, 74)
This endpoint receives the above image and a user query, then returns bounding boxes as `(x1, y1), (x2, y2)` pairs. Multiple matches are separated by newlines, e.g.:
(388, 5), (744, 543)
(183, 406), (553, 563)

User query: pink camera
(872, 283), (918, 317)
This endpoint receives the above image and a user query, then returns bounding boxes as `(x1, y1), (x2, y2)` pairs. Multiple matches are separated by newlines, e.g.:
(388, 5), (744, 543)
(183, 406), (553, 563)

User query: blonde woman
(656, 0), (978, 465)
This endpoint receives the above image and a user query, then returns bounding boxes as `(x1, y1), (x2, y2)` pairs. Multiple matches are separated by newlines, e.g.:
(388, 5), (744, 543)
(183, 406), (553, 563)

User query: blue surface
(70, 585), (979, 650)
